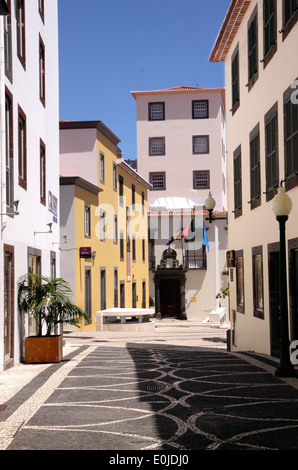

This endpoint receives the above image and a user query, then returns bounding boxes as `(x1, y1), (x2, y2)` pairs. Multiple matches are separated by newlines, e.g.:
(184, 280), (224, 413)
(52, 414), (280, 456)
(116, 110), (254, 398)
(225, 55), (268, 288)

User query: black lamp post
(205, 191), (227, 223)
(272, 186), (296, 377)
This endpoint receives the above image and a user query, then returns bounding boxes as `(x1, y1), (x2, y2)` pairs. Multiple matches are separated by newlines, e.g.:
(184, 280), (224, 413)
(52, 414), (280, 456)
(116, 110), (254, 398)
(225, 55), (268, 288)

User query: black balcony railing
(183, 252), (207, 270)
(149, 252), (207, 270)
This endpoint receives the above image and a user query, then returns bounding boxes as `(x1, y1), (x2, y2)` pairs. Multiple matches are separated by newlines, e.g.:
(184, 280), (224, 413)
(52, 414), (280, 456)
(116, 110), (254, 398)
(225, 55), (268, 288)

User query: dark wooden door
(160, 278), (180, 318)
(269, 251), (280, 357)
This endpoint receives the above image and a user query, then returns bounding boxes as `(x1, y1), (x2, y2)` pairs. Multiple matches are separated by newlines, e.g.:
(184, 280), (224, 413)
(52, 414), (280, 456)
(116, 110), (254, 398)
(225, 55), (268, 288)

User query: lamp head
(205, 191), (216, 211)
(272, 186), (292, 217)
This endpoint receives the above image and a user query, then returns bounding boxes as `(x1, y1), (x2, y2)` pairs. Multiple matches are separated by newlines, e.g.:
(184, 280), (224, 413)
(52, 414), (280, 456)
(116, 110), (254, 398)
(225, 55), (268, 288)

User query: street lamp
(205, 191), (227, 223)
(272, 185), (296, 377)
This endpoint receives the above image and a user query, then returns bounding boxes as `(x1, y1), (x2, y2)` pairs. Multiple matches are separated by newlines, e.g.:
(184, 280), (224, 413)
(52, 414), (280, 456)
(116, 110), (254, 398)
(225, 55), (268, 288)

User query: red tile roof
(131, 85), (225, 99)
(209, 0), (251, 63)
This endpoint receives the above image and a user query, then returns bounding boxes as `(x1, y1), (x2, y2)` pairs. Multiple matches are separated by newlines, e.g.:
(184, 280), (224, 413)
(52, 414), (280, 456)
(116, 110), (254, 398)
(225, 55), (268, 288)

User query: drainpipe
(0, 18), (6, 232)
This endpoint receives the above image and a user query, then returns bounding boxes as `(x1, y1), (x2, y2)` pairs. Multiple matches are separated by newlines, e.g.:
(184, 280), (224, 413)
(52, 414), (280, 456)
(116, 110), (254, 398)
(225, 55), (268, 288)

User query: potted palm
(18, 273), (89, 364)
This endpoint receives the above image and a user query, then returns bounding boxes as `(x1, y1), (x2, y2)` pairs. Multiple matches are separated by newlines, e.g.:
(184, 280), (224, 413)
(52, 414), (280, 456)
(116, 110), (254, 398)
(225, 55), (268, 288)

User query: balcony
(149, 250), (207, 271)
(183, 251), (207, 270)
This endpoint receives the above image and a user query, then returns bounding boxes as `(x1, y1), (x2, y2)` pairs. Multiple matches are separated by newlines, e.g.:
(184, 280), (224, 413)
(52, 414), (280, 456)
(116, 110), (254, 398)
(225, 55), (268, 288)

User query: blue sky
(58, 0), (231, 161)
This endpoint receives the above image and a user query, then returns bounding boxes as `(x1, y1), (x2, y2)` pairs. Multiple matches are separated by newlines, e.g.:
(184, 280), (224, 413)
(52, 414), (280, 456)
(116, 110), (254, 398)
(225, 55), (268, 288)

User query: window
(113, 162), (117, 191)
(4, 0), (12, 81)
(113, 214), (118, 244)
(249, 126), (261, 209)
(100, 268), (106, 310)
(284, 96), (298, 181)
(85, 203), (91, 237)
(142, 191), (145, 216)
(16, 0), (26, 69)
(149, 137), (165, 156)
(120, 281), (125, 308)
(149, 102), (165, 121)
(40, 140), (46, 205)
(114, 269), (118, 308)
(233, 147), (242, 218)
(100, 153), (105, 183)
(119, 175), (124, 206)
(38, 0), (44, 22)
(265, 108), (279, 199)
(100, 209), (105, 241)
(193, 170), (210, 189)
(18, 106), (27, 190)
(85, 268), (91, 321)
(132, 282), (137, 308)
(149, 172), (166, 190)
(263, 0), (277, 63)
(28, 247), (41, 336)
(236, 251), (244, 313)
(5, 90), (14, 211)
(248, 12), (258, 85)
(193, 135), (209, 154)
(142, 238), (145, 262)
(120, 231), (124, 261)
(39, 35), (45, 106)
(132, 184), (135, 211)
(283, 0), (298, 38)
(232, 49), (240, 111)
(142, 281), (146, 308)
(132, 235), (136, 262)
(252, 247), (264, 319)
(192, 100), (209, 119)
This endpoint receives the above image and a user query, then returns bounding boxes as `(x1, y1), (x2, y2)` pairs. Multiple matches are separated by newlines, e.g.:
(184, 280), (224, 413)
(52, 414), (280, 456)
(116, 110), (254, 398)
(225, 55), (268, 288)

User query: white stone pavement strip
(0, 345), (97, 450)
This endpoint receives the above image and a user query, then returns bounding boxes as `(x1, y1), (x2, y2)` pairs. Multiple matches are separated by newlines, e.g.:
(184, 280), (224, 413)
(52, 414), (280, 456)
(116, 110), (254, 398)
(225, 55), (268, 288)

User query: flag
(202, 225), (209, 251)
(180, 223), (190, 241)
(165, 229), (181, 246)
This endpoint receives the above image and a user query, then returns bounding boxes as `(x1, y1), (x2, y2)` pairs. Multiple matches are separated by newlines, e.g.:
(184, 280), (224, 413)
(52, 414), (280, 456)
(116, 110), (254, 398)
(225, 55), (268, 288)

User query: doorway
(289, 245), (298, 342)
(4, 245), (14, 364)
(160, 278), (181, 318)
(268, 248), (280, 357)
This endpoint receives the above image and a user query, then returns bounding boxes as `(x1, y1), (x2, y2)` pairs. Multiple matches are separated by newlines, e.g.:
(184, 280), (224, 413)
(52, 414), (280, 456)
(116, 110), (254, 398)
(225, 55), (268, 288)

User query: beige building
(210, 0), (298, 355)
(131, 86), (228, 321)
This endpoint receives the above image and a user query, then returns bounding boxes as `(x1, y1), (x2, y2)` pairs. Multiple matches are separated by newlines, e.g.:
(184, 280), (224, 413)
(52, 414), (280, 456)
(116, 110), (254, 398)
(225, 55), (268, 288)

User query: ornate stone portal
(153, 247), (187, 320)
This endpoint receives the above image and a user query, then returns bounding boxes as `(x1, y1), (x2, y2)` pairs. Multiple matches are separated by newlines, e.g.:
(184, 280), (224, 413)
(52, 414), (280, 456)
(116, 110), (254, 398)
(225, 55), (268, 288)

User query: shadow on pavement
(126, 343), (298, 451)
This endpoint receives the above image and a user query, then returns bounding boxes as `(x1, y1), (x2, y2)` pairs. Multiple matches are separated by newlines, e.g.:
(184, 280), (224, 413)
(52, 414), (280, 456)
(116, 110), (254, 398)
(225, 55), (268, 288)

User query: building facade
(59, 121), (151, 330)
(131, 86), (228, 321)
(210, 0), (298, 355)
(0, 0), (60, 370)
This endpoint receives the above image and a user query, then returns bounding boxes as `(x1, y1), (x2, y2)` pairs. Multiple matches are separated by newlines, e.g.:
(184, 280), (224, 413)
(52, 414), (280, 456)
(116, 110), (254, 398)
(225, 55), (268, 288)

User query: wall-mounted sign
(80, 247), (92, 258)
(190, 297), (196, 302)
(48, 190), (58, 222)
(226, 250), (235, 268)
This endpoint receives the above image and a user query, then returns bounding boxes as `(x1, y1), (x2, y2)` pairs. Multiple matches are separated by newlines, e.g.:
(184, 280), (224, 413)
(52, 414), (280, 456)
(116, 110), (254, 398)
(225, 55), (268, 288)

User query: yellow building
(59, 121), (151, 331)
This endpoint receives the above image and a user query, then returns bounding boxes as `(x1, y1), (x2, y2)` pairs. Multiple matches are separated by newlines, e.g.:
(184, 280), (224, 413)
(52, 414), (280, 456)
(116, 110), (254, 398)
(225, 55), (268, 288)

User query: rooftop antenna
(142, 68), (144, 90)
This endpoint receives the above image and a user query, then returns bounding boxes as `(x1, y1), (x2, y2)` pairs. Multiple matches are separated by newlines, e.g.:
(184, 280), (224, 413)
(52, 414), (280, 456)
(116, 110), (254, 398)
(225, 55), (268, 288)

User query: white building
(210, 0), (298, 356)
(131, 86), (228, 321)
(0, 0), (60, 370)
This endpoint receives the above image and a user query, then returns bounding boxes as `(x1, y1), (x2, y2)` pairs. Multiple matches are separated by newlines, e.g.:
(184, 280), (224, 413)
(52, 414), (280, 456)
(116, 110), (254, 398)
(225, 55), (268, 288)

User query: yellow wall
(73, 129), (149, 331)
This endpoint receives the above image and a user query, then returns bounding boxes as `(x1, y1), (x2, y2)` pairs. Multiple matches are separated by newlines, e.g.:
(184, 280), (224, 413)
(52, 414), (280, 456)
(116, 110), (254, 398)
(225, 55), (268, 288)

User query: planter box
(25, 335), (63, 364)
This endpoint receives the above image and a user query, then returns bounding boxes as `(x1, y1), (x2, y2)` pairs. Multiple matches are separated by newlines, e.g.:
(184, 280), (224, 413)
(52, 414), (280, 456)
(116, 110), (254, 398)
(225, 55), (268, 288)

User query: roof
(59, 120), (121, 146)
(117, 159), (152, 190)
(131, 85), (225, 100)
(209, 0), (251, 63)
(60, 176), (102, 195)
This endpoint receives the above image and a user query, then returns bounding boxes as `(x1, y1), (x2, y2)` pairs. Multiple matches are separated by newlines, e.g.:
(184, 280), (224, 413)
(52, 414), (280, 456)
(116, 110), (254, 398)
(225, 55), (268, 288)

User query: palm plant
(18, 273), (89, 336)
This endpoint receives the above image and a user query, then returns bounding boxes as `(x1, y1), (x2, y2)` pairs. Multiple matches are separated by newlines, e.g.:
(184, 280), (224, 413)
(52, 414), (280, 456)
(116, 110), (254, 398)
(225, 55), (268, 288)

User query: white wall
(60, 128), (98, 186)
(136, 90), (227, 211)
(224, 0), (298, 354)
(0, 1), (60, 369)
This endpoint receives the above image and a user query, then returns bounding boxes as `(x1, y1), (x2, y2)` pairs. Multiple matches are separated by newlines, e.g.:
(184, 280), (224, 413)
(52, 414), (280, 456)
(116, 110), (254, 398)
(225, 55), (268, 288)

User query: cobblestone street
(1, 323), (298, 453)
